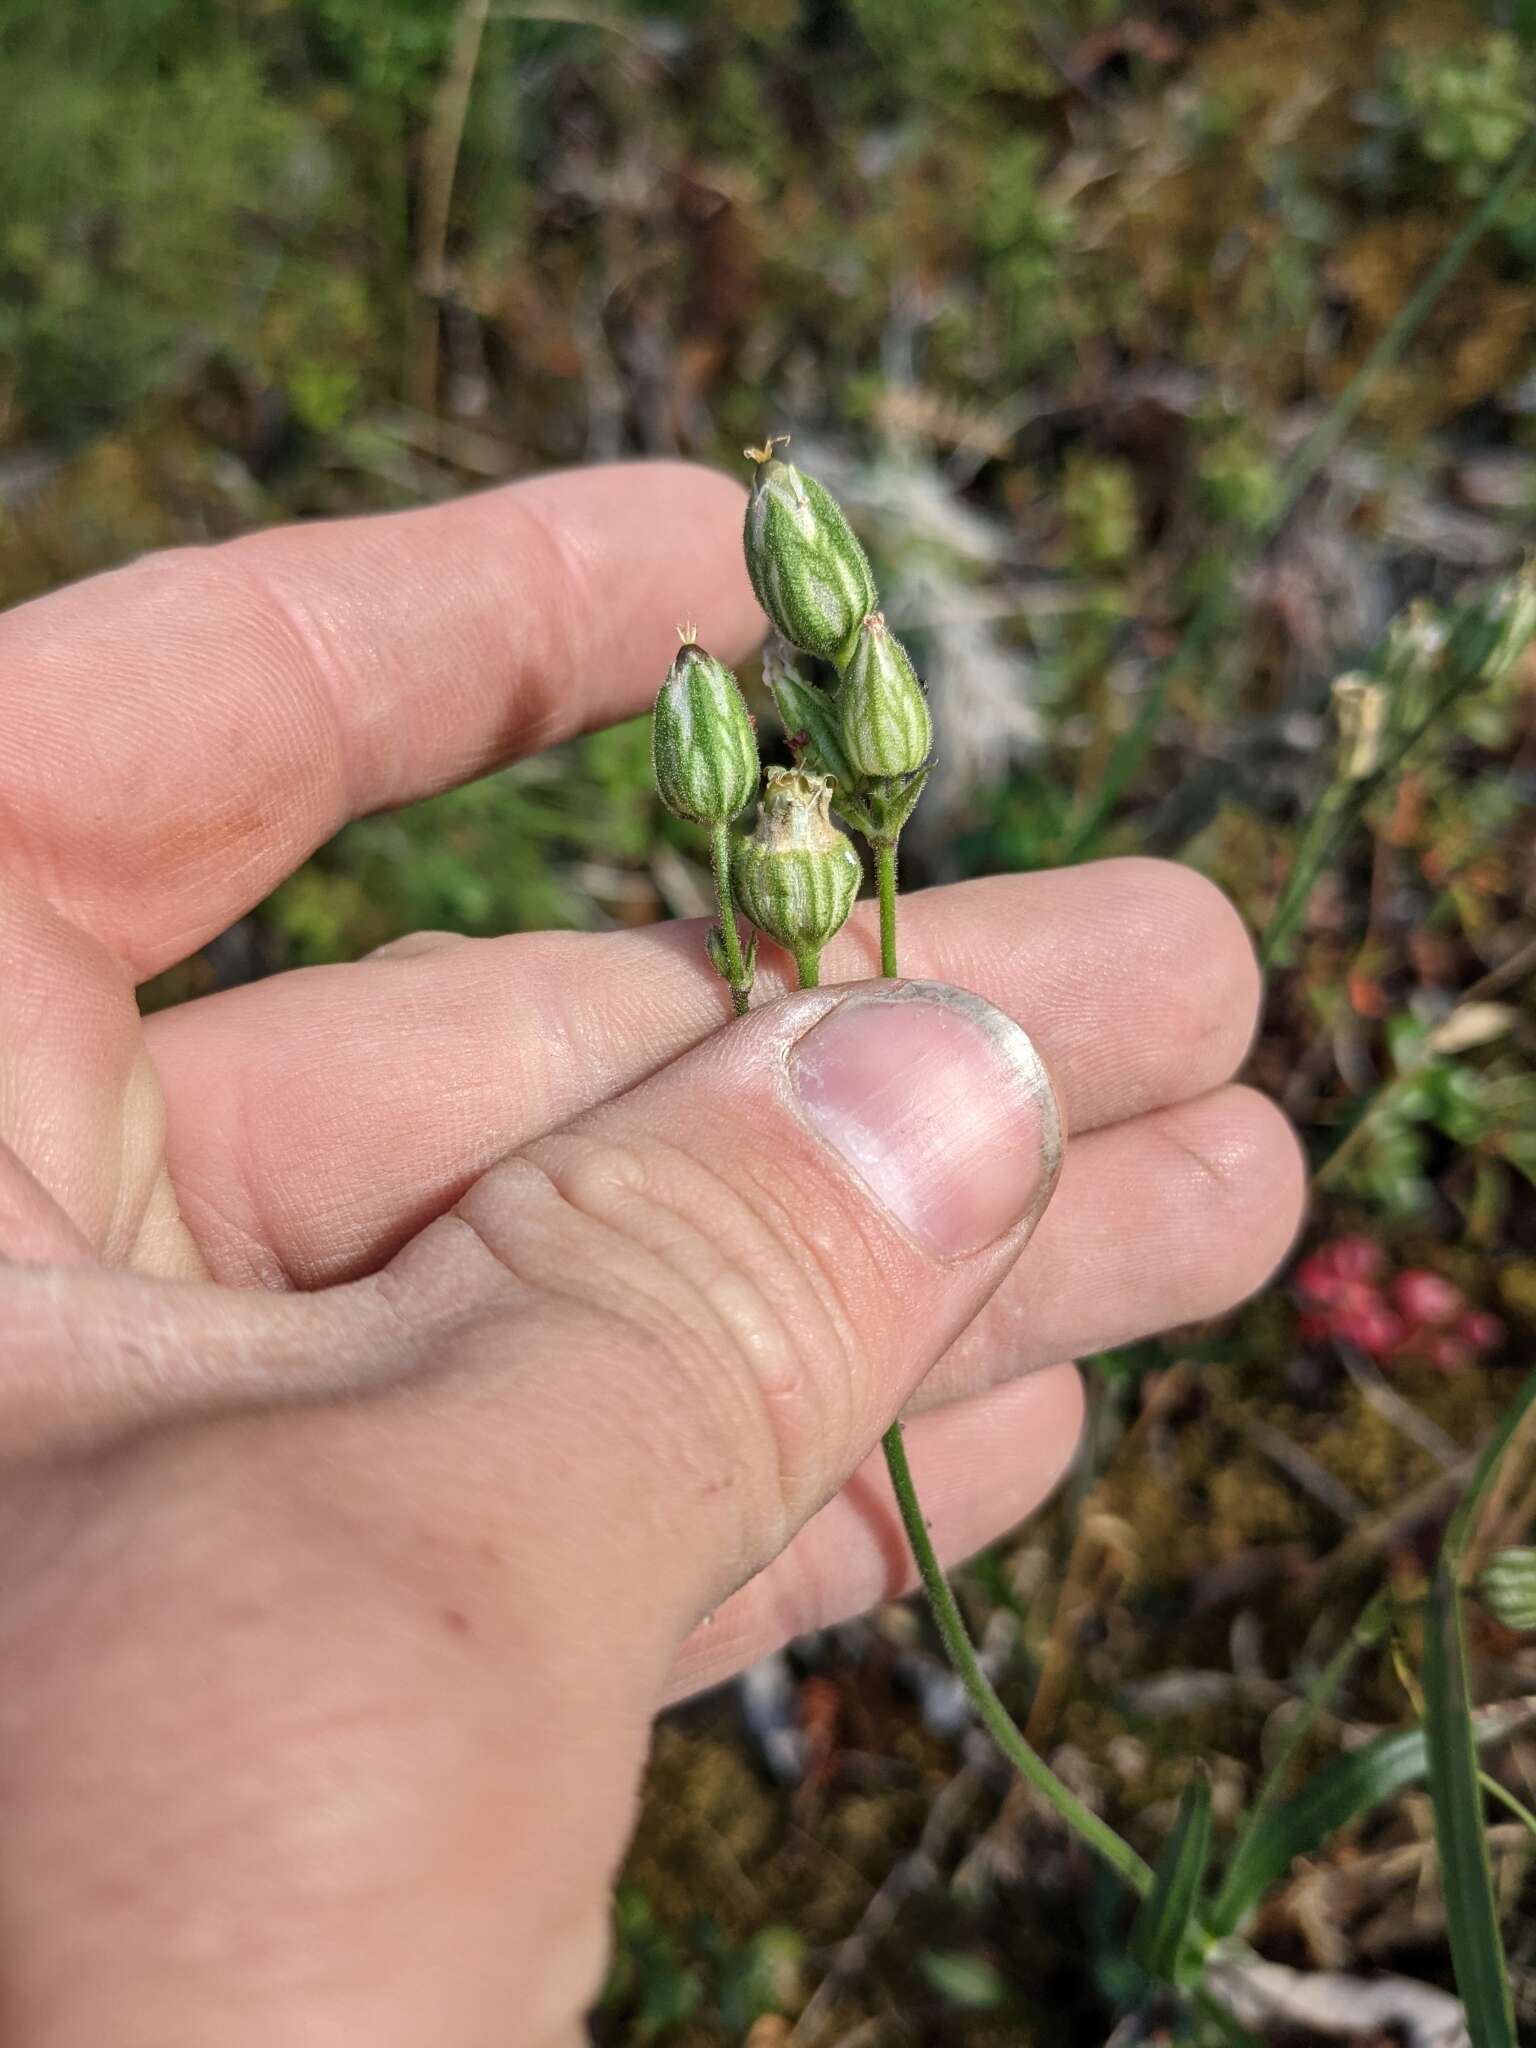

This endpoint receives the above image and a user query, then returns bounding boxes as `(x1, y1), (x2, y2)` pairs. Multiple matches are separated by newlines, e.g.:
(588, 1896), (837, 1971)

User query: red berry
(1459, 1310), (1505, 1353)
(1425, 1333), (1475, 1374)
(1338, 1300), (1407, 1361)
(1295, 1252), (1345, 1304)
(1330, 1234), (1386, 1284)
(1390, 1270), (1466, 1328)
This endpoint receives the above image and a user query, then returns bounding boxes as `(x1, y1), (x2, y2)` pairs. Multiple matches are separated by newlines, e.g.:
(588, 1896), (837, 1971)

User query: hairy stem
(880, 1419), (1154, 1895)
(824, 844), (1149, 1896)
(795, 946), (822, 989)
(710, 821), (751, 1018)
(875, 839), (899, 980)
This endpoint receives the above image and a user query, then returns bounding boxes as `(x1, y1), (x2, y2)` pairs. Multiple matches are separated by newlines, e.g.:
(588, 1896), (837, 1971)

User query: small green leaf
(763, 655), (857, 790)
(917, 1949), (1009, 2012)
(1207, 1696), (1536, 1938)
(1424, 1559), (1516, 2047)
(1130, 1768), (1212, 1985)
(862, 763), (933, 844)
(705, 924), (755, 996)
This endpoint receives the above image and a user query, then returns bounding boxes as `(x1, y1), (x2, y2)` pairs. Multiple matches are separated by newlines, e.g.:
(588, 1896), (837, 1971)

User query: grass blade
(761, 652), (855, 791)
(1130, 1769), (1212, 1985)
(1206, 1698), (1536, 1939)
(1422, 1559), (1515, 2048)
(1417, 1366), (1536, 2048)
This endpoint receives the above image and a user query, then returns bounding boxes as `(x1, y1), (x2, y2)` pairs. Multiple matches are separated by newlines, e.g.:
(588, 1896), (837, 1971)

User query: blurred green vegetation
(4, 0), (1536, 2040)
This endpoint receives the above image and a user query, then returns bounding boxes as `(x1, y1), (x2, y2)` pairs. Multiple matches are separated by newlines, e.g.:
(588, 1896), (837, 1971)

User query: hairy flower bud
(1476, 1548), (1536, 1632)
(651, 630), (760, 827)
(837, 611), (932, 781)
(731, 766), (862, 981)
(743, 440), (877, 668)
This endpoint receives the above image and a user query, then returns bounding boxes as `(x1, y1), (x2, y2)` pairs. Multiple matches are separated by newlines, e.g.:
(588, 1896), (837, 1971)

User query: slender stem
(710, 822), (751, 1018)
(1259, 782), (1349, 969)
(875, 839), (899, 980)
(829, 840), (1150, 1896)
(795, 946), (821, 989)
(1479, 1770), (1536, 1842)
(880, 1420), (1153, 1895)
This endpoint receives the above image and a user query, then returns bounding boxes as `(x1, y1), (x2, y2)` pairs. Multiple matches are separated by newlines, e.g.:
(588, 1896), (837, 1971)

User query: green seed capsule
(731, 766), (862, 981)
(743, 440), (877, 669)
(1476, 1547), (1536, 1632)
(836, 611), (932, 781)
(651, 630), (760, 827)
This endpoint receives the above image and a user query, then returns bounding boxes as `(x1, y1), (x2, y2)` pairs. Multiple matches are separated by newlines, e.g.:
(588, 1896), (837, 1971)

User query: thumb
(422, 975), (1065, 1639)
(0, 979), (1064, 2048)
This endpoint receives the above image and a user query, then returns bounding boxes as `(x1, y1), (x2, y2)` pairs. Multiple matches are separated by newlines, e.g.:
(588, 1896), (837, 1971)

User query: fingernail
(790, 982), (1063, 1259)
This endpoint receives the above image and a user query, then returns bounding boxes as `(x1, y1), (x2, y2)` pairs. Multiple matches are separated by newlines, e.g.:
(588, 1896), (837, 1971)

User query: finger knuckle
(1154, 1088), (1306, 1288)
(465, 1131), (864, 1555)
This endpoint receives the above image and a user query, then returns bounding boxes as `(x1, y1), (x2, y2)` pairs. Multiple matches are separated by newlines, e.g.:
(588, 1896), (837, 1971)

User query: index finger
(0, 462), (760, 978)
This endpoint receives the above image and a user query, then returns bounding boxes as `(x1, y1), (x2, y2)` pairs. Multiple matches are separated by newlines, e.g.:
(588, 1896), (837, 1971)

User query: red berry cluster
(1295, 1235), (1504, 1372)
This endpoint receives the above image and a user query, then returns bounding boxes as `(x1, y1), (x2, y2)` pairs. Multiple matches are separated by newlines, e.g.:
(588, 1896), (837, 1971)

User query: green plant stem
(795, 946), (821, 989)
(826, 846), (1151, 1898)
(1479, 1770), (1536, 1842)
(1059, 122), (1536, 863)
(875, 839), (899, 979)
(880, 1421), (1153, 1894)
(710, 821), (751, 1018)
(1260, 782), (1350, 969)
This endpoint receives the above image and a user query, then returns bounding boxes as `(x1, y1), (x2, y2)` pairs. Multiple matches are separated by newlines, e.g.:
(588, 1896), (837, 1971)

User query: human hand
(0, 462), (1304, 2044)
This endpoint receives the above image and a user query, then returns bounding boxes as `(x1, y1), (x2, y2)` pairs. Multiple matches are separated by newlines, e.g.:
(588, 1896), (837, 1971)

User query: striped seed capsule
(1476, 1548), (1536, 1632)
(743, 441), (877, 670)
(731, 766), (862, 983)
(651, 631), (760, 827)
(836, 611), (932, 781)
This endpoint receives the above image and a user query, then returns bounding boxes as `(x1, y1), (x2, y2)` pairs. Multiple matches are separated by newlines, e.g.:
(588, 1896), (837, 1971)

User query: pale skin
(0, 461), (1306, 2044)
